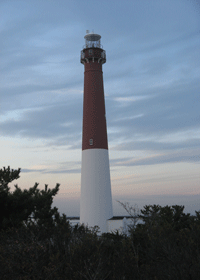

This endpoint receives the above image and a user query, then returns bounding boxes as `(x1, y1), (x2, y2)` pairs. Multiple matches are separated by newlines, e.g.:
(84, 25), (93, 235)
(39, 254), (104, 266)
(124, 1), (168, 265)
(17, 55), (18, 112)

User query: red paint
(81, 48), (108, 150)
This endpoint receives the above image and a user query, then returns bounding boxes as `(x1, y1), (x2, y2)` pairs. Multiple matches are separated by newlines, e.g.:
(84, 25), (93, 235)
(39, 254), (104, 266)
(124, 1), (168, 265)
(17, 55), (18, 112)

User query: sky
(1, 0), (200, 216)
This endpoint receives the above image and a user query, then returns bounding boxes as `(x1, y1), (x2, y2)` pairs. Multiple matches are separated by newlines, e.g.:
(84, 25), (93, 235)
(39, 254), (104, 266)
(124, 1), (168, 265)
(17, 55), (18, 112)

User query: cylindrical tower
(80, 32), (113, 233)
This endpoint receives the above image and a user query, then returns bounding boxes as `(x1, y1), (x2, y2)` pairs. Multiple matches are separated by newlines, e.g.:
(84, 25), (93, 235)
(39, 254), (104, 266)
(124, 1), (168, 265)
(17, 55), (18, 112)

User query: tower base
(80, 148), (113, 233)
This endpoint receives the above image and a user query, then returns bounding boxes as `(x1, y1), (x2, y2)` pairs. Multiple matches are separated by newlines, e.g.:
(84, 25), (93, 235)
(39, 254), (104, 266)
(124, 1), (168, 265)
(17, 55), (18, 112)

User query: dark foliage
(0, 167), (200, 279)
(0, 166), (60, 230)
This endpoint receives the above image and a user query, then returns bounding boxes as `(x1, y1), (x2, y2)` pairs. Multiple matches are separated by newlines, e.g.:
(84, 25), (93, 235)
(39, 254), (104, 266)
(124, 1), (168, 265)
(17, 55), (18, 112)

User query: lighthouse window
(89, 49), (93, 55)
(89, 139), (93, 145)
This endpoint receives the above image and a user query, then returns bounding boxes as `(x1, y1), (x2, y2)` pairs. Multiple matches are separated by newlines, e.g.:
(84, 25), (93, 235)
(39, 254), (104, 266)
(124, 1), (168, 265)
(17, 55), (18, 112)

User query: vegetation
(0, 166), (61, 230)
(0, 166), (200, 279)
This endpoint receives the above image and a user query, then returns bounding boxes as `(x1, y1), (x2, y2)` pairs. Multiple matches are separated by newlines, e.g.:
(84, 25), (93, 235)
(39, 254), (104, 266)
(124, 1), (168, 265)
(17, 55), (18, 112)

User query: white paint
(107, 219), (124, 234)
(80, 148), (113, 233)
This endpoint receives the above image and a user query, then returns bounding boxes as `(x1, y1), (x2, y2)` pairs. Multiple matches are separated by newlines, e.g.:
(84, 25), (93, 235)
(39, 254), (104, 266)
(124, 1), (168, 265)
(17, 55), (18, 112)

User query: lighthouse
(80, 31), (113, 233)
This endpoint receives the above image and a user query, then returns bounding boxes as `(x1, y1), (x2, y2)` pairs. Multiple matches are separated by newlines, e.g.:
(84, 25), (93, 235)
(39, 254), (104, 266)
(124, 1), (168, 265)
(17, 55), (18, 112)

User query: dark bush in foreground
(1, 167), (200, 279)
(0, 208), (200, 280)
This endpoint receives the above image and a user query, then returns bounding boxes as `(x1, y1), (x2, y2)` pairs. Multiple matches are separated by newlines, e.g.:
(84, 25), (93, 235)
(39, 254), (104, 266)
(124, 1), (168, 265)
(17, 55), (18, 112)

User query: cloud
(113, 138), (200, 152)
(22, 167), (81, 174)
(0, 0), (199, 172)
(106, 76), (200, 139)
(0, 98), (82, 140)
(114, 96), (151, 103)
(110, 150), (200, 167)
(1, 74), (199, 153)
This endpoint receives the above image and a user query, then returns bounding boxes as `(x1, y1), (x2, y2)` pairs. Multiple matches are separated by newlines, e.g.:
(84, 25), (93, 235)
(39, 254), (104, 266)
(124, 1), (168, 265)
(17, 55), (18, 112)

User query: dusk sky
(1, 0), (200, 216)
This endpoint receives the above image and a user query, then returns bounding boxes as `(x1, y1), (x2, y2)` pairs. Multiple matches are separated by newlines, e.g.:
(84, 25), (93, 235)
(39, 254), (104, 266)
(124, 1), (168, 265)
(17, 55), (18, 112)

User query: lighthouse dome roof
(84, 33), (101, 42)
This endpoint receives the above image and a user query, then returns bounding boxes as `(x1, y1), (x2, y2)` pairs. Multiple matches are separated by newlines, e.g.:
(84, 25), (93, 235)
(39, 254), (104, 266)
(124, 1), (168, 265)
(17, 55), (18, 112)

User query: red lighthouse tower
(80, 32), (113, 232)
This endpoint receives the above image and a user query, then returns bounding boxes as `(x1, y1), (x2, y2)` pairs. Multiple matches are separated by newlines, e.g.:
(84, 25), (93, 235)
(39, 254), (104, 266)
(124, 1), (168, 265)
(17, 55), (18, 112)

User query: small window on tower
(89, 49), (93, 55)
(89, 139), (93, 145)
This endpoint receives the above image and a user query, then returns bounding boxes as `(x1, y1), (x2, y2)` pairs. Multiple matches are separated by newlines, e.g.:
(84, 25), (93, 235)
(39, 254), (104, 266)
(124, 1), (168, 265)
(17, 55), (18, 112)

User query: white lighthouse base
(80, 148), (113, 233)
